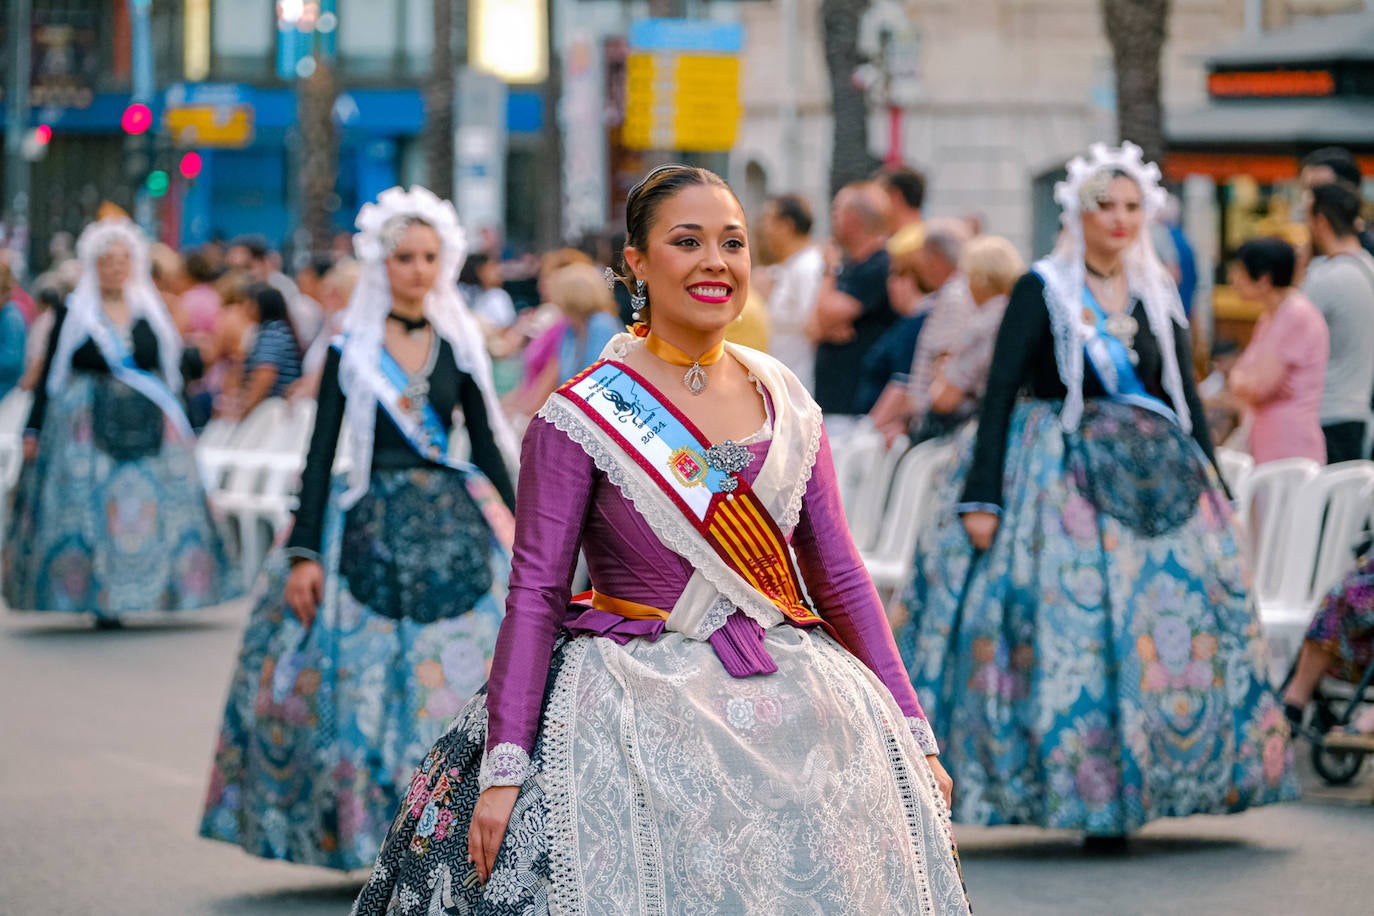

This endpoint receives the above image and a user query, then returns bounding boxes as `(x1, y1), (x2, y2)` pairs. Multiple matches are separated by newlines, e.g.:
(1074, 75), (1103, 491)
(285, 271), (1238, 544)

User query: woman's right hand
(284, 560), (324, 627)
(962, 510), (1000, 551)
(468, 785), (519, 884)
(22, 435), (37, 462)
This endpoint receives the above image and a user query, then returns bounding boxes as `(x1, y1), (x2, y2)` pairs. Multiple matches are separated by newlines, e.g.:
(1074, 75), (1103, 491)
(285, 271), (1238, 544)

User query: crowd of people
(1, 138), (1373, 912)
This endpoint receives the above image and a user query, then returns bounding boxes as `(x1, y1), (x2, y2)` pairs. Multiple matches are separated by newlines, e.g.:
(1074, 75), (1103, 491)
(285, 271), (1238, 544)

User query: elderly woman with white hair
(4, 218), (237, 627)
(899, 144), (1296, 850)
(199, 187), (518, 871)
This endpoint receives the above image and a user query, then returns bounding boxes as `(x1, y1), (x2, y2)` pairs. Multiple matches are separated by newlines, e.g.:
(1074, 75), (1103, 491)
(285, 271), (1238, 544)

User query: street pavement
(2, 601), (1372, 915)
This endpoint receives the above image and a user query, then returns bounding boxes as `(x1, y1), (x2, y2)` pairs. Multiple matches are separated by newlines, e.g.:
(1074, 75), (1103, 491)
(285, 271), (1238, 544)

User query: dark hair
(459, 252), (491, 287)
(1303, 147), (1364, 189)
(184, 249), (219, 284)
(250, 282), (292, 324)
(301, 255), (333, 281)
(1234, 237), (1296, 288)
(624, 164), (737, 255)
(229, 234), (270, 261)
(767, 193), (814, 236)
(876, 165), (926, 210)
(1211, 338), (1241, 359)
(1309, 182), (1362, 238)
(37, 286), (64, 311)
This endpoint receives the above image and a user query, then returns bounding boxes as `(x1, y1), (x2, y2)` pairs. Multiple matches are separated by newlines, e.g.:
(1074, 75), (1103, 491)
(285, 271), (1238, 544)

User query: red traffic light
(179, 151), (204, 180)
(121, 103), (154, 135)
(34, 124), (53, 145)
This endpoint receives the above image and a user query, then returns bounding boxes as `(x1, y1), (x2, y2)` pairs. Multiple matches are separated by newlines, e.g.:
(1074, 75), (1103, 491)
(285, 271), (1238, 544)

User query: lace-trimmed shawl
(335, 186), (520, 509)
(49, 218), (184, 395)
(538, 333), (824, 638)
(1041, 142), (1191, 434)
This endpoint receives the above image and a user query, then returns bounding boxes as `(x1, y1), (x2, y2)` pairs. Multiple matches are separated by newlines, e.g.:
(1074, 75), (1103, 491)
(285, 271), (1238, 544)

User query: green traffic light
(146, 170), (170, 197)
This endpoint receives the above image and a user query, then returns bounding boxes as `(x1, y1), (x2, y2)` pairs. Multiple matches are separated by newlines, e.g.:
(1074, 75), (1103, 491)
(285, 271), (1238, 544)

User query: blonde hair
(959, 235), (1025, 298)
(548, 262), (616, 321)
(541, 247), (592, 276)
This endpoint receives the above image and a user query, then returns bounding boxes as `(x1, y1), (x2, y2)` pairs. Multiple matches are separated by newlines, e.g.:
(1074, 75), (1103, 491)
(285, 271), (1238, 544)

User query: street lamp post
(5, 0), (33, 277)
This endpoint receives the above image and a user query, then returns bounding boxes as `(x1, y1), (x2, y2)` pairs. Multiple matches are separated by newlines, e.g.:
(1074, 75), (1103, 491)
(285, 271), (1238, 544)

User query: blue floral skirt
(199, 467), (507, 870)
(2, 375), (238, 616)
(899, 399), (1298, 834)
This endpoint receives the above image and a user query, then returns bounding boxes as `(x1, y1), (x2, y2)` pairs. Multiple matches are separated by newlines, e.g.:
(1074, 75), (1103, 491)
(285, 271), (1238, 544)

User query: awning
(1206, 12), (1374, 67)
(1166, 97), (1374, 148)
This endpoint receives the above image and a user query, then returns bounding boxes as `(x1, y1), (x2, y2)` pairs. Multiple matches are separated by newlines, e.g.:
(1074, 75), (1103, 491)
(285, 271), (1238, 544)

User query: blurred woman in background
(200, 186), (517, 870)
(4, 218), (237, 626)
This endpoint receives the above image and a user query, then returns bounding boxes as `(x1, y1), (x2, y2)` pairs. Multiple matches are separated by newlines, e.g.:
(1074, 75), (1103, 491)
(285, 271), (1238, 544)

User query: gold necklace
(644, 333), (726, 395)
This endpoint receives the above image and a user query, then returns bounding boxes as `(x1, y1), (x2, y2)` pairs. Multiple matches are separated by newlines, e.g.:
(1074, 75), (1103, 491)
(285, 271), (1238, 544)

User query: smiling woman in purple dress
(351, 166), (971, 915)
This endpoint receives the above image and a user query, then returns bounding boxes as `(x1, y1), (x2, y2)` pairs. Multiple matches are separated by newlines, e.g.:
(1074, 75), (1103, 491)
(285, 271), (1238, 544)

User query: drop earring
(631, 279), (647, 321)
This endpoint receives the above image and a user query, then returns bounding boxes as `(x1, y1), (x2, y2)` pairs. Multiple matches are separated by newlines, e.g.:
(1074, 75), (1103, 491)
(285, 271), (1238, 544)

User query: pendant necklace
(1083, 262), (1139, 364)
(387, 311), (430, 340)
(643, 333), (726, 395)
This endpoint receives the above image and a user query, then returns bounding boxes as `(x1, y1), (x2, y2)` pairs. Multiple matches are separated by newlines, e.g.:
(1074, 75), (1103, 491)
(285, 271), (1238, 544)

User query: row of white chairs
(831, 434), (1374, 675)
(832, 429), (956, 607)
(1233, 455), (1374, 685)
(197, 397), (317, 589)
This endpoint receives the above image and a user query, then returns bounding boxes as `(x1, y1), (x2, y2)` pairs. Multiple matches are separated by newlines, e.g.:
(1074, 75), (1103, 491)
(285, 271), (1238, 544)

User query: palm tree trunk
(822, 0), (880, 198)
(298, 57), (339, 258)
(1102, 0), (1171, 165)
(426, 0), (456, 201)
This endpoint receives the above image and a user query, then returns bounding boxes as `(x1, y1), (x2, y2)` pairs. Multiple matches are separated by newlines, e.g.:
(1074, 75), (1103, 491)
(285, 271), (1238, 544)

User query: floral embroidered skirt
(199, 467), (506, 871)
(899, 400), (1298, 835)
(1305, 552), (1374, 683)
(2, 375), (238, 616)
(352, 627), (972, 915)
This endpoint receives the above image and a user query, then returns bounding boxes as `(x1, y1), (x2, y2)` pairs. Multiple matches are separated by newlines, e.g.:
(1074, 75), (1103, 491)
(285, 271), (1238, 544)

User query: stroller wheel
(1310, 701), (1368, 785)
(1311, 740), (1366, 785)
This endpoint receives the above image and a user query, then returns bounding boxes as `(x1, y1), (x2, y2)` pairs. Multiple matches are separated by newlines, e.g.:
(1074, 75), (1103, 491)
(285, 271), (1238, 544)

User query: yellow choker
(644, 334), (726, 395)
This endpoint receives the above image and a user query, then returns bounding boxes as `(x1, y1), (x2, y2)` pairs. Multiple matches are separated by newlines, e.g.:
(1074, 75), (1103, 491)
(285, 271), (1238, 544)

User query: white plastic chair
(832, 428), (885, 520)
(1257, 461), (1374, 686)
(862, 441), (956, 606)
(1214, 446), (1253, 503)
(206, 399), (292, 584)
(1238, 457), (1320, 575)
(847, 440), (910, 553)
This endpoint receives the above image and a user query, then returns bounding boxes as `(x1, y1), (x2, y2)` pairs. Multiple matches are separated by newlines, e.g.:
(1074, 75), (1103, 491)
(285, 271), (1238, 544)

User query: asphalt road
(2, 602), (1371, 915)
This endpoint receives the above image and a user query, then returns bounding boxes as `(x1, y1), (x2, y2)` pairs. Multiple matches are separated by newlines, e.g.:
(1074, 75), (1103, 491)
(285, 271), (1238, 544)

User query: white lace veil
(1034, 142), (1191, 433)
(49, 218), (184, 395)
(337, 185), (519, 508)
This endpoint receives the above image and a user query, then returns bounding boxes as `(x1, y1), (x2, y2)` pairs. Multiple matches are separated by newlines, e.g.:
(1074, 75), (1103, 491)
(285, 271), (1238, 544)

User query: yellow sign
(164, 104), (254, 149)
(624, 52), (740, 153)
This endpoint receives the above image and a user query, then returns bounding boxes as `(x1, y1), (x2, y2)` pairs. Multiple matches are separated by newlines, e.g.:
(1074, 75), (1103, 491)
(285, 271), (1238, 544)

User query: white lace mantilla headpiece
(337, 185), (519, 508)
(49, 218), (183, 396)
(1036, 141), (1191, 433)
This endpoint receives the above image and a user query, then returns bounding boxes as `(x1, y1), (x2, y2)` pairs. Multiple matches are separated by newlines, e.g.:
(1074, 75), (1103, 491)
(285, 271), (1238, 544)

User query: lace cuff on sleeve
(478, 742), (532, 791)
(908, 717), (940, 756)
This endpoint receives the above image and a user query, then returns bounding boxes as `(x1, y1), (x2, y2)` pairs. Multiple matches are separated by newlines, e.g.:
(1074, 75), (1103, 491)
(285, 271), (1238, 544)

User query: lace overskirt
(353, 628), (971, 915)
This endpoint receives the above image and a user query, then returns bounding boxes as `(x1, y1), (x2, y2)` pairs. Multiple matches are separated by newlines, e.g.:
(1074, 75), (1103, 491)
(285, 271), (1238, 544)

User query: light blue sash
(88, 316), (192, 439)
(1081, 286), (1178, 425)
(335, 339), (515, 551)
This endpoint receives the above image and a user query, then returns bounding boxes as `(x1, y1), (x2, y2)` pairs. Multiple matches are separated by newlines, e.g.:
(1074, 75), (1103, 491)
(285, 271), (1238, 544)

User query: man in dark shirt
(808, 182), (896, 429)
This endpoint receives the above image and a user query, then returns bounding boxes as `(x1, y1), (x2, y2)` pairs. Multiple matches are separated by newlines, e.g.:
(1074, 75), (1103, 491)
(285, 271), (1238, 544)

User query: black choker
(387, 311), (429, 333)
(1084, 262), (1122, 280)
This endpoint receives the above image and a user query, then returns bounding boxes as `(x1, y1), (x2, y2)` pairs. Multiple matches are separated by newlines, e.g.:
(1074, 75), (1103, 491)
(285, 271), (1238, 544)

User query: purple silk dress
(485, 414), (936, 761)
(351, 376), (970, 916)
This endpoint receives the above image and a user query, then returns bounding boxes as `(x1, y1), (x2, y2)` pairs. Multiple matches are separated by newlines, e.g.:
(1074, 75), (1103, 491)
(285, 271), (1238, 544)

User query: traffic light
(146, 170), (170, 198)
(121, 103), (154, 135)
(178, 151), (203, 180)
(21, 124), (53, 161)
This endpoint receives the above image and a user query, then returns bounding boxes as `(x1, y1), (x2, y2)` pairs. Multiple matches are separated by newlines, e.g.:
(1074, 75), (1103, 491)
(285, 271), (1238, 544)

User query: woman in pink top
(1229, 237), (1328, 464)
